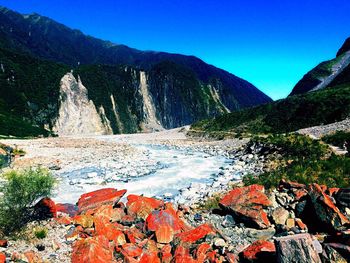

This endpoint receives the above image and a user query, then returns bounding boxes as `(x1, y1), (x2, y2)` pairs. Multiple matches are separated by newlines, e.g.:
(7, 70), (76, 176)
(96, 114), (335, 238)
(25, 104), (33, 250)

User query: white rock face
(53, 73), (113, 136)
(139, 71), (164, 132)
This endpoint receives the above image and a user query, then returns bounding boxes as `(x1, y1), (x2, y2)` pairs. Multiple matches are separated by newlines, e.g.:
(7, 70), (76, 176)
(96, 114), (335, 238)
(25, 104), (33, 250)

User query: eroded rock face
(53, 73), (113, 136)
(275, 234), (321, 263)
(219, 184), (272, 229)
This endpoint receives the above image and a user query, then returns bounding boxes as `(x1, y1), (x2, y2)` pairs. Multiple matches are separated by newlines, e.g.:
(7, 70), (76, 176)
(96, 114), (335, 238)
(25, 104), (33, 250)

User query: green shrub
(322, 131), (350, 149)
(0, 168), (56, 235)
(253, 133), (329, 160)
(34, 227), (48, 239)
(244, 154), (350, 189)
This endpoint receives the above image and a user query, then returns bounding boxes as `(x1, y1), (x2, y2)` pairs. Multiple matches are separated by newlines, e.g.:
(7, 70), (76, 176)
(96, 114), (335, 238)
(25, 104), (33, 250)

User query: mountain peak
(337, 37), (350, 57)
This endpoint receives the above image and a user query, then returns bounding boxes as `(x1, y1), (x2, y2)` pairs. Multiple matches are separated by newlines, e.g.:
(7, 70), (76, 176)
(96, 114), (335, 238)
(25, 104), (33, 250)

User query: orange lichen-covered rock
(146, 204), (187, 234)
(175, 224), (215, 244)
(309, 183), (350, 231)
(0, 253), (5, 263)
(161, 244), (173, 263)
(94, 219), (126, 244)
(77, 188), (126, 214)
(121, 243), (143, 258)
(240, 240), (276, 262)
(155, 224), (174, 244)
(140, 251), (161, 263)
(0, 240), (7, 248)
(72, 235), (114, 263)
(56, 203), (78, 217)
(34, 197), (57, 219)
(196, 243), (211, 262)
(126, 195), (164, 220)
(173, 246), (196, 263)
(219, 184), (272, 229)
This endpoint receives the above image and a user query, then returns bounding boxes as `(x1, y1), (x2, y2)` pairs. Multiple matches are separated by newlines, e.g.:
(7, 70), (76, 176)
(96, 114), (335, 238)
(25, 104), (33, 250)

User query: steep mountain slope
(0, 6), (272, 136)
(290, 37), (350, 95)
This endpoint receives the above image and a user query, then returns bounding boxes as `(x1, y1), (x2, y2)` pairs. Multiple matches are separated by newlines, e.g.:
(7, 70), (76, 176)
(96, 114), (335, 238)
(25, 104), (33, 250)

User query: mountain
(0, 6), (271, 136)
(290, 37), (350, 95)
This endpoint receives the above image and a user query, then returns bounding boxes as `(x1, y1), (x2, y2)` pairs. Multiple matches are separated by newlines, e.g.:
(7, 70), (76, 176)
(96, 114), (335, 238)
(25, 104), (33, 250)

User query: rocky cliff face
(290, 37), (350, 96)
(0, 6), (272, 136)
(53, 73), (112, 136)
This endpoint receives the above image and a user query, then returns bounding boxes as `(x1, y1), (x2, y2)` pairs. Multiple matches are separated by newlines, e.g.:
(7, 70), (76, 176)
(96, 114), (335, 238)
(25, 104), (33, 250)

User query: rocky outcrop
(290, 36), (350, 96)
(219, 184), (272, 229)
(53, 73), (113, 136)
(275, 234), (321, 263)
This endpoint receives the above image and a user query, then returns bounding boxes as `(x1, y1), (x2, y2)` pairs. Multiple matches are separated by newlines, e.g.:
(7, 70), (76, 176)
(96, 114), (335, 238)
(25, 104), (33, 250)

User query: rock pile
(1, 182), (349, 262)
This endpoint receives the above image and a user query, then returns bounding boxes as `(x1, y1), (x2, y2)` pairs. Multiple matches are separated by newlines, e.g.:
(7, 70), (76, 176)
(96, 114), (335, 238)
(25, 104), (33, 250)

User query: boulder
(126, 195), (164, 220)
(0, 240), (7, 248)
(121, 243), (143, 258)
(77, 188), (126, 214)
(175, 224), (215, 244)
(146, 204), (187, 240)
(271, 207), (289, 225)
(56, 203), (78, 217)
(219, 184), (272, 229)
(72, 235), (114, 263)
(308, 184), (349, 232)
(240, 240), (276, 262)
(275, 234), (321, 263)
(34, 197), (57, 219)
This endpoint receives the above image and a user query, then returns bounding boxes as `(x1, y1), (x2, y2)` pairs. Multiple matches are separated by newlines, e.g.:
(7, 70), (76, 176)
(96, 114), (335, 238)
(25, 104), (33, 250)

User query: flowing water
(53, 142), (230, 204)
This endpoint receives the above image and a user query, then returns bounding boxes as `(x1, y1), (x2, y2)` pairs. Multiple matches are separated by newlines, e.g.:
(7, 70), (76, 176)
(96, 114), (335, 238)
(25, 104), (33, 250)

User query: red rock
(24, 251), (42, 263)
(161, 245), (173, 263)
(295, 218), (308, 230)
(292, 189), (308, 201)
(140, 251), (161, 263)
(72, 235), (114, 263)
(56, 203), (78, 217)
(327, 188), (340, 196)
(34, 197), (57, 218)
(55, 216), (72, 225)
(73, 215), (94, 228)
(219, 184), (272, 229)
(241, 240), (276, 262)
(0, 240), (7, 248)
(156, 224), (174, 244)
(77, 188), (126, 214)
(121, 243), (143, 258)
(174, 246), (196, 263)
(144, 239), (159, 253)
(176, 224), (215, 244)
(126, 195), (164, 220)
(125, 227), (146, 244)
(146, 204), (188, 235)
(93, 205), (114, 223)
(0, 253), (5, 263)
(206, 251), (217, 262)
(196, 243), (211, 262)
(226, 253), (237, 263)
(94, 219), (126, 244)
(279, 180), (306, 190)
(308, 183), (350, 232)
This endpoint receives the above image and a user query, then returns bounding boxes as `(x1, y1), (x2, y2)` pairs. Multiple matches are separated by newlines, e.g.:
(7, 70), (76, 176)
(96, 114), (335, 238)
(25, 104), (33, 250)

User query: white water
(53, 142), (230, 204)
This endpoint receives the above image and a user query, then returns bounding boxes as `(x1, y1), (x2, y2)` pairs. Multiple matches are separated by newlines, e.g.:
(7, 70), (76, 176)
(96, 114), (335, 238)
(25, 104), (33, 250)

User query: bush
(253, 133), (329, 160)
(0, 168), (56, 235)
(244, 154), (350, 189)
(34, 227), (48, 239)
(322, 131), (350, 149)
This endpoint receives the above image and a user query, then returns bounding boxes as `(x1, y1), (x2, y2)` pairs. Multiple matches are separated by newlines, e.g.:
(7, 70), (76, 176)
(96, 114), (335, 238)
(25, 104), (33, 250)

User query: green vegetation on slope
(191, 84), (350, 136)
(0, 168), (56, 235)
(243, 134), (350, 189)
(322, 131), (350, 149)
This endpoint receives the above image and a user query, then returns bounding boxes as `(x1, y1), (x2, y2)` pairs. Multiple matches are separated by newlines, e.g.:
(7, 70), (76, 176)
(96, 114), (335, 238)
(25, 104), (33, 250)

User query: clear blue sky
(0, 0), (349, 100)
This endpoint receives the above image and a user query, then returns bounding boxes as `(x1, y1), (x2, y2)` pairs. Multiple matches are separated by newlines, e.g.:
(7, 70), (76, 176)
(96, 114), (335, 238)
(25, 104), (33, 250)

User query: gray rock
(275, 234), (321, 263)
(272, 207), (289, 225)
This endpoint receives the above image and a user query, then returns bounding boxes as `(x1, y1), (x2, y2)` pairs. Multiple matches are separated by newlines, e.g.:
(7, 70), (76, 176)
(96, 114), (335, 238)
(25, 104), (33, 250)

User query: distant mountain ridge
(0, 6), (271, 136)
(290, 37), (350, 96)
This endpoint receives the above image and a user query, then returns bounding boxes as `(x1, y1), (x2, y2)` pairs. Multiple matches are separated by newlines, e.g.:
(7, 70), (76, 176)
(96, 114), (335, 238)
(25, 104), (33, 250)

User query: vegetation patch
(322, 131), (350, 149)
(0, 168), (56, 235)
(243, 134), (350, 189)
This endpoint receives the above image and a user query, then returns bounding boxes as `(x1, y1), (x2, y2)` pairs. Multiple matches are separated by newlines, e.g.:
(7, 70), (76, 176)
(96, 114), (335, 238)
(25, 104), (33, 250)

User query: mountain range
(0, 6), (271, 136)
